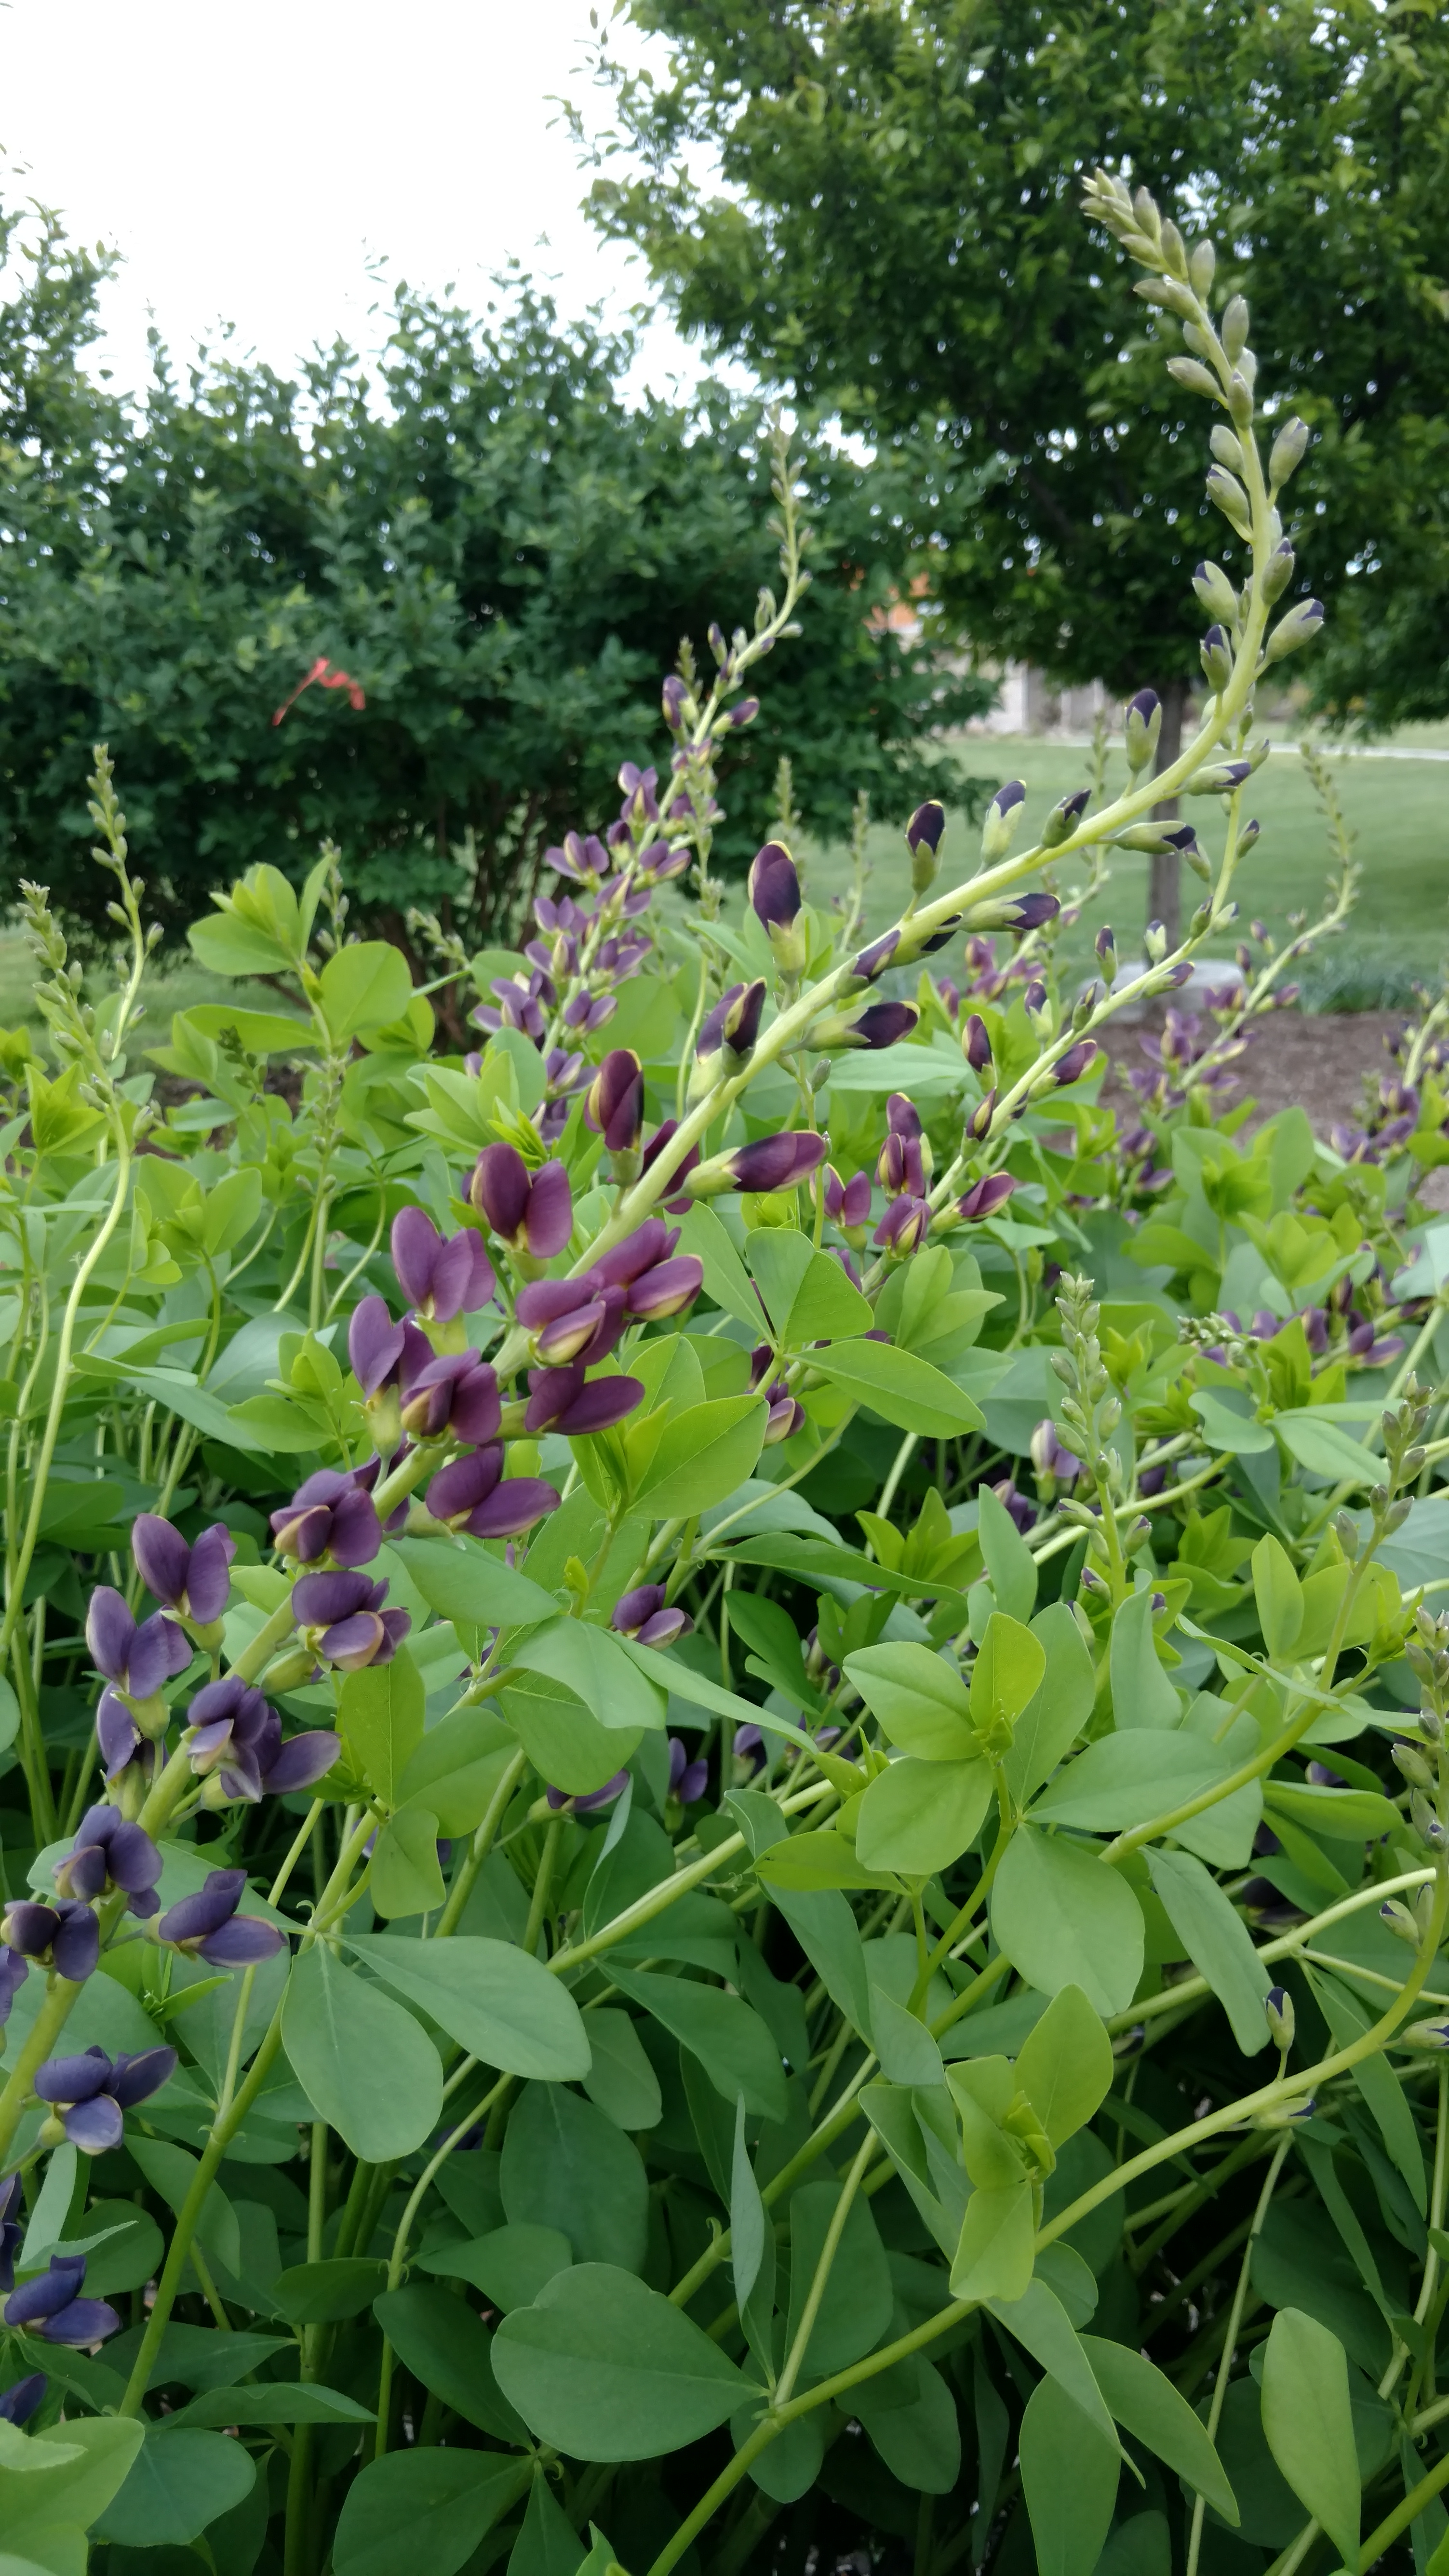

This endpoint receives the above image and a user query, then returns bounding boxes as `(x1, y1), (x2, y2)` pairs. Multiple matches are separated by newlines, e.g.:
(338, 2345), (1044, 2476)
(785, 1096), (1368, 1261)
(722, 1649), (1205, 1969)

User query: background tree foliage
(0, 214), (990, 952)
(579, 0), (1449, 739)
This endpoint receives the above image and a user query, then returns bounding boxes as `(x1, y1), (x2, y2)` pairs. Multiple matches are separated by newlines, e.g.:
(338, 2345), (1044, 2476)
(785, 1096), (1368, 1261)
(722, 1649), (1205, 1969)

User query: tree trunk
(1146, 675), (1188, 950)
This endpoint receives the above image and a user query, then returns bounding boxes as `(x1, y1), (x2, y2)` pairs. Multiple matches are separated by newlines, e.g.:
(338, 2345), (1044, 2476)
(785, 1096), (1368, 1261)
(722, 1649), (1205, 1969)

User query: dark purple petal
(390, 1207), (443, 1309)
(261, 1732), (343, 1795)
(97, 1690), (141, 1781)
(585, 1051), (644, 1154)
(326, 1489), (383, 1568)
(35, 2049), (112, 2105)
(516, 1277), (594, 1330)
(595, 1220), (673, 1288)
(526, 1371), (644, 1437)
(108, 2046), (178, 2109)
(526, 1162), (574, 1258)
(55, 1845), (107, 1905)
(637, 1608), (690, 1650)
(614, 1584), (668, 1636)
(293, 1569), (378, 1627)
(449, 1364), (502, 1448)
(854, 1002), (920, 1049)
(159, 1867), (248, 1946)
(958, 1174), (1018, 1221)
(38, 2297), (120, 2347)
(851, 931), (899, 983)
(426, 1450), (503, 1521)
(0, 2374), (47, 2425)
(470, 1142), (531, 1240)
(429, 1228), (496, 1324)
(50, 1905), (99, 1983)
(197, 1917), (286, 1968)
(318, 1611), (390, 1670)
(349, 1295), (406, 1398)
(84, 1589), (134, 1686)
(185, 1524), (236, 1624)
(130, 1516), (190, 1610)
(727, 1133), (829, 1194)
(463, 1478), (559, 1539)
(2, 1903), (59, 1960)
(0, 1951), (26, 2025)
(906, 801), (946, 856)
(64, 2096), (125, 2155)
(626, 1256), (703, 1321)
(5, 2256), (87, 2326)
(748, 841), (801, 930)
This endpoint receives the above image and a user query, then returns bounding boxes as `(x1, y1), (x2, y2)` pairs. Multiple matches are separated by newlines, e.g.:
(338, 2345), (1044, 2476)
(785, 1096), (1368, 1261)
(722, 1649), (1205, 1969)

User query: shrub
(1, 182), (1448, 2576)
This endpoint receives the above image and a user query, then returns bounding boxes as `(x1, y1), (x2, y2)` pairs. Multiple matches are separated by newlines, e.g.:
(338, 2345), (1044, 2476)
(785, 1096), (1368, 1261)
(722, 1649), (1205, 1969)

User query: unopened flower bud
(1192, 561), (1238, 625)
(1042, 788), (1089, 849)
(1124, 690), (1161, 776)
(906, 800), (946, 895)
(1265, 1986), (1294, 2052)
(1264, 599), (1325, 664)
(980, 780), (1026, 865)
(1200, 626), (1233, 693)
(1268, 416), (1310, 488)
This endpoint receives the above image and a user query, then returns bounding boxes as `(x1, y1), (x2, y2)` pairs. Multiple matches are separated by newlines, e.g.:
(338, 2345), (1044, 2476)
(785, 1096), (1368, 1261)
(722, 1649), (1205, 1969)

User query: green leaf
(0, 1679), (18, 1758)
(492, 2262), (754, 2459)
(1109, 1587), (1181, 1731)
(282, 1944), (443, 2159)
(731, 2096), (775, 2371)
(1189, 1389), (1275, 1455)
(168, 2382), (374, 2428)
(843, 1642), (976, 1760)
(94, 2428), (254, 2547)
(1002, 1605), (1096, 1807)
(501, 2083), (649, 2272)
(508, 2473), (586, 2576)
(855, 1753), (993, 1875)
(978, 1483), (1038, 1623)
(386, 1536), (559, 1630)
(0, 2417), (142, 2564)
(1260, 2309), (1360, 2567)
(374, 2283), (527, 2442)
(755, 1827), (896, 1891)
(1277, 1409), (1380, 1484)
(633, 1396), (767, 1516)
(1143, 1847), (1271, 2055)
(1031, 1733), (1226, 1832)
(1252, 1535), (1304, 1660)
(397, 1707), (519, 1836)
(71, 2198), (163, 2297)
(784, 2176), (894, 2382)
(610, 1967), (788, 2120)
(272, 2258), (389, 2323)
(579, 2007), (663, 2130)
(318, 941), (415, 1045)
(673, 1204), (761, 1331)
(809, 1337), (985, 1436)
(127, 2136), (240, 2280)
(338, 1647), (425, 1808)
(511, 1618), (668, 1733)
(369, 1808), (446, 1917)
(189, 911), (296, 978)
(950, 2178), (1036, 2303)
(854, 2356), (961, 2495)
(745, 1227), (872, 1345)
(185, 1002), (320, 1055)
(333, 2450), (527, 2576)
(423, 2223), (573, 2310)
(971, 1611), (1047, 1744)
(992, 1824), (1144, 2016)
(1266, 1780), (1403, 1841)
(346, 1933), (591, 2080)
(1020, 2372), (1120, 2576)
(1083, 2336), (1238, 2520)
(992, 2276), (1118, 2445)
(1015, 1985), (1114, 2147)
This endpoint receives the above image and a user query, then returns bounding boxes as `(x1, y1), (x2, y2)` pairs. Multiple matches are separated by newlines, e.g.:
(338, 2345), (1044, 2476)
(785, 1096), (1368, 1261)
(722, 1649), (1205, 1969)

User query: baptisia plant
(3, 185), (1449, 2576)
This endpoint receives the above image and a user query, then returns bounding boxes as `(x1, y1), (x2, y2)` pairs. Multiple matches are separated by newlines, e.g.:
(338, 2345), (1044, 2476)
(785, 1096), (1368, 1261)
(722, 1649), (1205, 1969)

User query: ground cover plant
(6, 181), (1449, 2576)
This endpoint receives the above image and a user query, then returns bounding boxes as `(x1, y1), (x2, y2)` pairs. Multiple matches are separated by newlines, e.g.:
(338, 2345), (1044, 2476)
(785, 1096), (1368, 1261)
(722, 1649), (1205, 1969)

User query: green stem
(1184, 2136), (1291, 2576)
(772, 2133), (876, 2408)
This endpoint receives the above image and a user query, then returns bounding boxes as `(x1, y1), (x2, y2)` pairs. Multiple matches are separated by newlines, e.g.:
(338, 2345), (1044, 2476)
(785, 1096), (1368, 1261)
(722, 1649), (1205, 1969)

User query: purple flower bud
(270, 1467), (382, 1567)
(640, 1119), (701, 1209)
(749, 842), (802, 932)
(516, 1278), (625, 1369)
(399, 1349), (502, 1446)
(991, 1477), (1036, 1535)
(546, 1770), (630, 1813)
(390, 1210), (496, 1324)
(426, 1448), (559, 1541)
(668, 1736), (710, 1802)
(1052, 1041), (1099, 1087)
(614, 1585), (693, 1650)
(0, 2374), (46, 2425)
(874, 1195), (931, 1253)
(763, 1394), (806, 1444)
(159, 1868), (284, 1968)
(695, 1131), (829, 1197)
(523, 1364), (644, 1438)
(626, 1255), (704, 1321)
(85, 1590), (191, 1699)
(733, 1723), (765, 1774)
(907, 801), (946, 856)
(349, 1294), (407, 1398)
(4, 2254), (119, 2348)
(957, 1173), (1018, 1221)
(850, 930), (899, 984)
(585, 1050), (644, 1155)
(661, 676), (687, 732)
(698, 980), (766, 1062)
(728, 698), (760, 728)
(963, 1014), (993, 1072)
(837, 1001), (920, 1051)
(468, 1146), (574, 1260)
(55, 1806), (161, 1917)
(0, 1898), (99, 1983)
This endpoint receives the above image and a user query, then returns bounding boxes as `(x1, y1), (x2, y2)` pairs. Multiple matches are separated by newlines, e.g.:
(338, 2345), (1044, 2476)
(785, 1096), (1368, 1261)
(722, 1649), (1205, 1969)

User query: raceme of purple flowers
(34, 2041), (176, 2154)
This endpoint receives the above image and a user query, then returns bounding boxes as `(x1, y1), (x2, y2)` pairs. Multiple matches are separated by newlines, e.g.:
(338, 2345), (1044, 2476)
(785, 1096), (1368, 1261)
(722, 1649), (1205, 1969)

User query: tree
(0, 235), (992, 953)
(578, 0), (1449, 932)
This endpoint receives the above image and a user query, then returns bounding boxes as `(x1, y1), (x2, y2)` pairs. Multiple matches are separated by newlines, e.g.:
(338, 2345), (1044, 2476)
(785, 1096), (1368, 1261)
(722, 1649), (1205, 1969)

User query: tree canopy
(0, 217), (991, 952)
(579, 0), (1449, 729)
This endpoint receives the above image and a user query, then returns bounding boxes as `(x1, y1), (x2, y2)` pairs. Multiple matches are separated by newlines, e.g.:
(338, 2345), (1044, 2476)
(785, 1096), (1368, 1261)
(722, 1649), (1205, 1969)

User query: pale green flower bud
(1192, 560), (1239, 624)
(1264, 600), (1325, 663)
(1269, 416), (1310, 487)
(1221, 295), (1250, 362)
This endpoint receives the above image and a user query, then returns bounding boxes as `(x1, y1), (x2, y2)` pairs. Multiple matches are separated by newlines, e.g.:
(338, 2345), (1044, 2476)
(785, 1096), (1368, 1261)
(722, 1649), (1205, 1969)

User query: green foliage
(4, 190), (1449, 2576)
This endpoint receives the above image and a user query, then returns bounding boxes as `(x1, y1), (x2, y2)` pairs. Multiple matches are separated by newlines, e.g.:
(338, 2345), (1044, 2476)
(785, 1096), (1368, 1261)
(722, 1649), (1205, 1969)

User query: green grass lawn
(3, 723), (1444, 1041)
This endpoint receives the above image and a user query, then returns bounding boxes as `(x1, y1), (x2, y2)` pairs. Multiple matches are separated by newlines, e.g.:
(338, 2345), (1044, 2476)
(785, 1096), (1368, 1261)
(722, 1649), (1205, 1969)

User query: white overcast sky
(0, 0), (722, 401)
